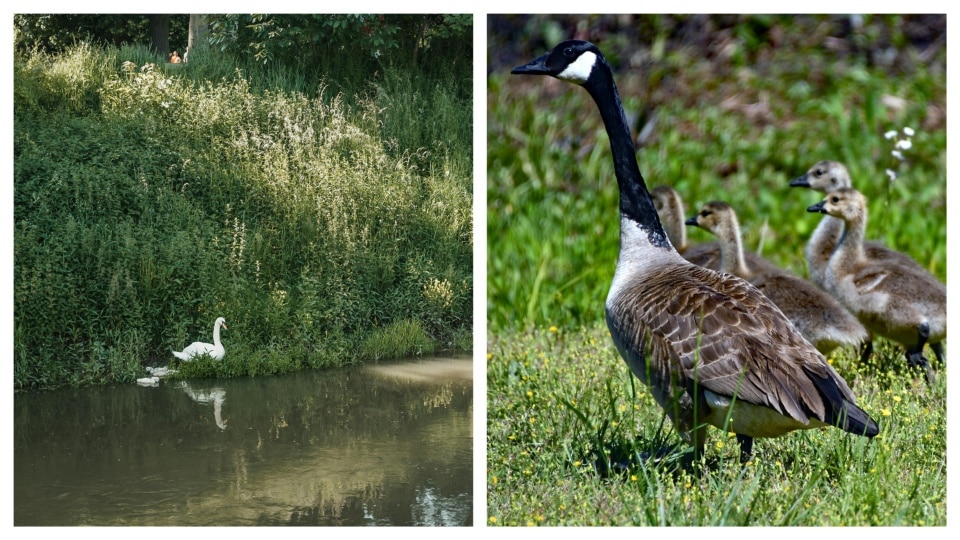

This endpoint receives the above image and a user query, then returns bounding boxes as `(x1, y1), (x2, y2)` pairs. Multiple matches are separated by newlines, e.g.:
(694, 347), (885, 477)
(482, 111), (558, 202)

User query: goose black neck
(582, 62), (669, 249)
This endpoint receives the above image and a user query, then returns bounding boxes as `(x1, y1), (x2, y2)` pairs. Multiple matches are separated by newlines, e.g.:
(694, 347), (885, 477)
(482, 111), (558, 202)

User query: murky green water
(14, 356), (473, 526)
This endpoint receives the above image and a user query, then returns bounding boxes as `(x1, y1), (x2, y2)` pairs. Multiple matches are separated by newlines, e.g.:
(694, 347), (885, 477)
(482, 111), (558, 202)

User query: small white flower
(903, 127), (915, 137)
(891, 150), (904, 160)
(884, 130), (899, 140)
(896, 139), (913, 150)
(886, 169), (897, 181)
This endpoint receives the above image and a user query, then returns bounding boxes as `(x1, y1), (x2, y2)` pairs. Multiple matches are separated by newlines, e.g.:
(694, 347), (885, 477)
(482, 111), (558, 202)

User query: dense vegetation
(487, 15), (946, 526)
(14, 15), (473, 389)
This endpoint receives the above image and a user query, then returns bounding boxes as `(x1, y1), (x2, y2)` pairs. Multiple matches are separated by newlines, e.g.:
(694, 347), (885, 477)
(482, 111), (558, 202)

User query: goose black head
(511, 40), (604, 85)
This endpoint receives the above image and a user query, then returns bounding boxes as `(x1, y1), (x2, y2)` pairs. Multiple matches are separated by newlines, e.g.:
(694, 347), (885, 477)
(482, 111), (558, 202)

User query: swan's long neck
(213, 321), (222, 347)
(582, 66), (671, 252)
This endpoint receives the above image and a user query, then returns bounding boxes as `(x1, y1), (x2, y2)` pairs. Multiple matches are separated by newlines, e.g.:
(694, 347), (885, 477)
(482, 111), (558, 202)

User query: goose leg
(905, 323), (935, 386)
(685, 424), (709, 470)
(931, 342), (945, 367)
(859, 339), (874, 364)
(736, 434), (754, 464)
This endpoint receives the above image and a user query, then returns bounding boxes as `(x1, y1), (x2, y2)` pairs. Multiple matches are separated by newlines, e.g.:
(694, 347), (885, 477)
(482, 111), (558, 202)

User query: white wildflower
(891, 150), (904, 160)
(886, 169), (897, 181)
(884, 130), (899, 140)
(896, 139), (913, 150)
(903, 127), (915, 137)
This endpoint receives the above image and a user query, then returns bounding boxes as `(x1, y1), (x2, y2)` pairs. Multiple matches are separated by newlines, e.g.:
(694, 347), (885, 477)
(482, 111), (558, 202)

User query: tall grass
(14, 42), (472, 389)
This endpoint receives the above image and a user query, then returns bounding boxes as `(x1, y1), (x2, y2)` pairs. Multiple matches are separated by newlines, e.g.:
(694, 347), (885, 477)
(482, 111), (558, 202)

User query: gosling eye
(814, 168), (824, 177)
(830, 195), (840, 203)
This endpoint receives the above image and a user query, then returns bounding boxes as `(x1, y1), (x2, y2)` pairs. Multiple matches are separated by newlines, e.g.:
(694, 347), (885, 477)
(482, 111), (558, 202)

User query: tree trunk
(148, 15), (170, 61)
(186, 14), (210, 63)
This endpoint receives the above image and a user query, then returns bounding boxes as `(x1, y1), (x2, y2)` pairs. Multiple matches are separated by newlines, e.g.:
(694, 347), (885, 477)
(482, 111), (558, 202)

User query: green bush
(14, 41), (472, 389)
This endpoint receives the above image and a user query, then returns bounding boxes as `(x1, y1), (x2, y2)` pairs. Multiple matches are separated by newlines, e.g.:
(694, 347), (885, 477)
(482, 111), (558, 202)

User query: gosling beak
(807, 200), (827, 214)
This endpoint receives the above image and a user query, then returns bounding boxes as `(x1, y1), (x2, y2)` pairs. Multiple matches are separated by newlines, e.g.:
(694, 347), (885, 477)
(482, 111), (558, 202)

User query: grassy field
(487, 328), (945, 526)
(486, 15), (946, 526)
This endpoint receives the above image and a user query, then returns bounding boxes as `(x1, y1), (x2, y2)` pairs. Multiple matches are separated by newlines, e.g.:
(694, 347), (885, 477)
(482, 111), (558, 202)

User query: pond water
(13, 356), (473, 526)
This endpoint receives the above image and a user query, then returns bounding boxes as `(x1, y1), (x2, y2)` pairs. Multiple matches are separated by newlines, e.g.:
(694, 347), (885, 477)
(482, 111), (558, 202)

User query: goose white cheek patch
(557, 51), (597, 84)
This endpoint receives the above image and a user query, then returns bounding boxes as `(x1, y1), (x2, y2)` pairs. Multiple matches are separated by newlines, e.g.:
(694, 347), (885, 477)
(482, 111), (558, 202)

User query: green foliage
(14, 39), (472, 389)
(14, 14), (189, 55)
(207, 14), (471, 76)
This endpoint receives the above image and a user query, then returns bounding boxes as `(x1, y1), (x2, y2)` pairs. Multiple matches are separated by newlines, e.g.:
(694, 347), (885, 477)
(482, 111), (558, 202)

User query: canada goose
(808, 188), (946, 384)
(686, 201), (868, 354)
(512, 40), (878, 463)
(790, 160), (916, 287)
(651, 185), (779, 274)
(172, 317), (227, 361)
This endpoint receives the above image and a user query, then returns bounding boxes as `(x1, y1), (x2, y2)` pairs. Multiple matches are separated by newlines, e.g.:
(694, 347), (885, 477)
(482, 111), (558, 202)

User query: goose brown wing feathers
(609, 262), (853, 426)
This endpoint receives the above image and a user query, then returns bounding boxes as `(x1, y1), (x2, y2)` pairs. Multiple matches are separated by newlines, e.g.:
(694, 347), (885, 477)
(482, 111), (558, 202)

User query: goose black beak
(684, 215), (699, 226)
(789, 174), (811, 188)
(511, 53), (552, 76)
(807, 200), (827, 214)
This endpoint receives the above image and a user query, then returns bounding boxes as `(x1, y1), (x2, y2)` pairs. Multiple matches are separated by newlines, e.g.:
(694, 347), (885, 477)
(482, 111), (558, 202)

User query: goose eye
(830, 196), (840, 203)
(563, 47), (575, 57)
(814, 168), (824, 176)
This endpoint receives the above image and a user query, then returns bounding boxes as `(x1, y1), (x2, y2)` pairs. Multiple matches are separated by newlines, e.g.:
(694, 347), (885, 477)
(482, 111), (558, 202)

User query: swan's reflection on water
(178, 381), (228, 430)
(14, 356), (472, 525)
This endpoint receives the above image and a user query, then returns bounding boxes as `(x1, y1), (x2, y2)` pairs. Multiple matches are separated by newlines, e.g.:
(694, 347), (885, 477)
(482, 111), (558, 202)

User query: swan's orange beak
(222, 321), (228, 330)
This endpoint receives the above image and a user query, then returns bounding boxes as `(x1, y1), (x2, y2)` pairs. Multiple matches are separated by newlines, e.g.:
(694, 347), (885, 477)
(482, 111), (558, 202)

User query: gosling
(807, 188), (945, 384)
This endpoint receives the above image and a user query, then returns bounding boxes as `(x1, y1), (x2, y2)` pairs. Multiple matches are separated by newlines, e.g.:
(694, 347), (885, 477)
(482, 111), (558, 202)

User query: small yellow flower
(631, 474), (638, 481)
(549, 326), (558, 333)
(881, 408), (892, 417)
(489, 516), (497, 524)
(526, 390), (533, 398)
(893, 395), (902, 403)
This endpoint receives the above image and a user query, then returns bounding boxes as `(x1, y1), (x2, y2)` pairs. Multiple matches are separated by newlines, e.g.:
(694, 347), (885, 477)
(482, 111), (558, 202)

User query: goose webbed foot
(906, 351), (935, 386)
(906, 323), (936, 386)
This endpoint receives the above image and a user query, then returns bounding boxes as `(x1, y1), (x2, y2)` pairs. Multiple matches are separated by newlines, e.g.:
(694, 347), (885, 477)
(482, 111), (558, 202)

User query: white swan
(137, 376), (160, 386)
(172, 317), (227, 361)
